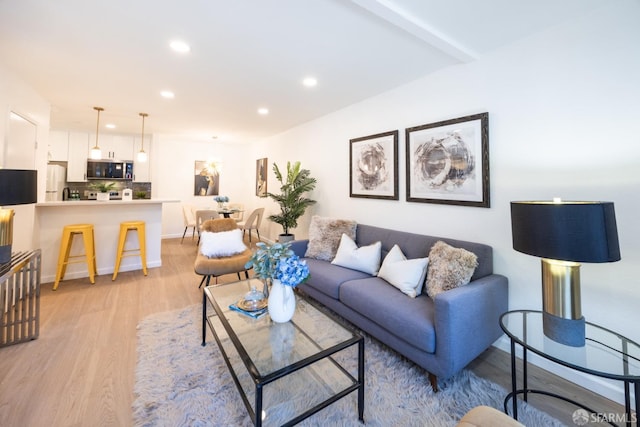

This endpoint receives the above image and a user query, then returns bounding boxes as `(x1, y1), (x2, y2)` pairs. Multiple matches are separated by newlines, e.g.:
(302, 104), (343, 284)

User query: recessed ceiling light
(169, 40), (190, 53)
(258, 108), (269, 115)
(105, 123), (116, 129)
(160, 90), (175, 99)
(302, 77), (317, 87)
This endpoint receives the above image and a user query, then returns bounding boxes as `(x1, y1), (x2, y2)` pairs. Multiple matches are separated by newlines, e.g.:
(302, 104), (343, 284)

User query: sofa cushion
(339, 277), (436, 354)
(303, 258), (372, 299)
(331, 233), (381, 275)
(304, 216), (357, 261)
(356, 224), (493, 280)
(426, 241), (478, 298)
(377, 244), (429, 298)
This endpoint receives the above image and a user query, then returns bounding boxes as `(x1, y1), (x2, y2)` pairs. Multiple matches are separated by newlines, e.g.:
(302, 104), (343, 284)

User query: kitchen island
(36, 199), (179, 285)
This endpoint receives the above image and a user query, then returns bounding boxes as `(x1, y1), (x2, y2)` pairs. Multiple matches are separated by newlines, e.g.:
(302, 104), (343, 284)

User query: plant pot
(96, 192), (110, 202)
(278, 233), (295, 243)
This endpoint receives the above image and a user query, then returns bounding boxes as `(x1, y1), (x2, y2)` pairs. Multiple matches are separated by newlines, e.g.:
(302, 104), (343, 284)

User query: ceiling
(0, 0), (605, 143)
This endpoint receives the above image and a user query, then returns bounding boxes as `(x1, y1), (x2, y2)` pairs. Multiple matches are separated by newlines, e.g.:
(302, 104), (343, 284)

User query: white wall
(0, 64), (50, 250)
(152, 134), (254, 238)
(246, 0), (640, 404)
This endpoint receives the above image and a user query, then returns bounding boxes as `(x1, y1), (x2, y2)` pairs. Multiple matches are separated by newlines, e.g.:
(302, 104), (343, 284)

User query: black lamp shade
(511, 201), (620, 263)
(0, 169), (38, 206)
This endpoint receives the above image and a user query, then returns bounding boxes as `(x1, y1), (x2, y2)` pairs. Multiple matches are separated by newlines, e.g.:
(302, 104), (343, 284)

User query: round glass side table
(500, 310), (640, 427)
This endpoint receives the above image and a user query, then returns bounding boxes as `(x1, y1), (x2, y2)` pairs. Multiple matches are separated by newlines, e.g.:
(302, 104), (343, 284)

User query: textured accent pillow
(426, 241), (478, 299)
(377, 244), (429, 298)
(331, 233), (381, 275)
(199, 229), (247, 258)
(304, 216), (357, 261)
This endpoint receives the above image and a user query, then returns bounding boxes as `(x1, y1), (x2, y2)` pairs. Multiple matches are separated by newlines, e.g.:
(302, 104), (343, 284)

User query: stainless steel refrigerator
(45, 164), (66, 201)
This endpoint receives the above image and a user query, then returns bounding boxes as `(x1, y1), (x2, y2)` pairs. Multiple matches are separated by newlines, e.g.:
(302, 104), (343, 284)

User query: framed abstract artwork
(405, 113), (489, 208)
(256, 157), (268, 197)
(349, 130), (398, 200)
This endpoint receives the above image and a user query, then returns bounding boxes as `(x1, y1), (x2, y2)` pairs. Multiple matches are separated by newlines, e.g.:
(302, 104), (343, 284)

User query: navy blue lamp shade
(511, 201), (620, 263)
(510, 201), (620, 347)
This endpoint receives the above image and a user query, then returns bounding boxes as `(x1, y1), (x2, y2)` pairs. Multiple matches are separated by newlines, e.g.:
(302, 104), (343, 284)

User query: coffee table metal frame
(202, 279), (365, 426)
(500, 310), (640, 427)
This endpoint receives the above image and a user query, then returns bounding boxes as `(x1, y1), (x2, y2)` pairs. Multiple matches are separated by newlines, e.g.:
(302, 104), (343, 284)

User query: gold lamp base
(0, 208), (15, 264)
(541, 258), (586, 347)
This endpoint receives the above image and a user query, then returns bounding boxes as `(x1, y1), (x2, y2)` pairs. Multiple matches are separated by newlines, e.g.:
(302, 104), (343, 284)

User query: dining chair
(181, 204), (197, 243)
(228, 203), (244, 223)
(195, 209), (220, 244)
(238, 207), (264, 243)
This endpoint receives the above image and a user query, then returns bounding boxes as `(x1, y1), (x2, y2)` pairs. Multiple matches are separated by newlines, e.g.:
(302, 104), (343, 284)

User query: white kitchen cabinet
(67, 132), (89, 182)
(48, 131), (69, 161)
(90, 134), (134, 160)
(133, 135), (151, 182)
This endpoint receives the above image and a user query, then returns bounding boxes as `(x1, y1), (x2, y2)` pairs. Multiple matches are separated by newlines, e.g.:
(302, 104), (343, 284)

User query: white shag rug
(132, 305), (565, 427)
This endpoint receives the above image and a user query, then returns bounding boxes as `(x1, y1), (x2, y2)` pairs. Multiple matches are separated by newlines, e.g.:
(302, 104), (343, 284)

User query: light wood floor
(0, 237), (626, 426)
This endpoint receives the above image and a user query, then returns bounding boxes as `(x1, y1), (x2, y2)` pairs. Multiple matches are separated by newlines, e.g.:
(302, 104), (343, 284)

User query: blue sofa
(290, 224), (508, 391)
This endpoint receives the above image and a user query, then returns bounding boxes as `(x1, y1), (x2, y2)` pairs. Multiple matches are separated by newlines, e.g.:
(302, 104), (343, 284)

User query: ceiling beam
(350, 0), (478, 62)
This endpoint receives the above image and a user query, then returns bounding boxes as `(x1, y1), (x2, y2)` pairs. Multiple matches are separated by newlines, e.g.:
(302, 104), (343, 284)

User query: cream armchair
(181, 204), (197, 243)
(195, 209), (219, 244)
(228, 202), (244, 223)
(238, 207), (264, 243)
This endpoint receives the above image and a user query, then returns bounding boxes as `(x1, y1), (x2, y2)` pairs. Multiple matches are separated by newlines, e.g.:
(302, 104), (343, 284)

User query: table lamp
(510, 200), (620, 347)
(0, 169), (38, 264)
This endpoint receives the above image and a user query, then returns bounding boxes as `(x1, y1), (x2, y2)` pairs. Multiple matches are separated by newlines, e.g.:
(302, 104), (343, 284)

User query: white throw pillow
(331, 233), (381, 275)
(199, 229), (247, 257)
(377, 244), (429, 298)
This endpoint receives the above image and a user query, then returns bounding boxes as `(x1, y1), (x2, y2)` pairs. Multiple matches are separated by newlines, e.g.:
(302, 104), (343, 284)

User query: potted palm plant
(90, 182), (116, 201)
(267, 161), (317, 242)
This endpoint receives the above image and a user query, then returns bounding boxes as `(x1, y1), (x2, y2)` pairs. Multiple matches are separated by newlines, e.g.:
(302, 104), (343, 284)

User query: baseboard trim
(41, 261), (162, 284)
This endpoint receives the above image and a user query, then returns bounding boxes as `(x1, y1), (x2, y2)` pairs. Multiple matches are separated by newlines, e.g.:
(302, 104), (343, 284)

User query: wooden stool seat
(53, 223), (96, 290)
(112, 221), (147, 280)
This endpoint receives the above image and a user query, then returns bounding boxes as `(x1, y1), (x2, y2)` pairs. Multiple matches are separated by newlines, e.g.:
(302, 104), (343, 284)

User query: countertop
(36, 199), (180, 207)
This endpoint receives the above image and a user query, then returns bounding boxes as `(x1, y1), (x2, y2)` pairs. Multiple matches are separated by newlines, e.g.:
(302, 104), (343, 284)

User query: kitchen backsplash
(66, 180), (151, 200)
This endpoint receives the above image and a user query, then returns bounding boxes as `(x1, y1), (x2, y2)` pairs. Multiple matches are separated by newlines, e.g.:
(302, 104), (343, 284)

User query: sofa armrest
(433, 274), (508, 378)
(289, 239), (309, 258)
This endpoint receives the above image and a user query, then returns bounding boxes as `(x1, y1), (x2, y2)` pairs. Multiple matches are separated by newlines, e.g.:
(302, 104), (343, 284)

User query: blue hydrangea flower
(274, 254), (309, 287)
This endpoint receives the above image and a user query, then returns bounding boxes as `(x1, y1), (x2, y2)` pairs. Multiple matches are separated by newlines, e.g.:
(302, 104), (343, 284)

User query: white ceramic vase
(267, 279), (295, 323)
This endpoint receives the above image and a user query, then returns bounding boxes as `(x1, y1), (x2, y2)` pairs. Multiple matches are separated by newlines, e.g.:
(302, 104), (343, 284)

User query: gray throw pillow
(425, 241), (478, 299)
(304, 216), (357, 261)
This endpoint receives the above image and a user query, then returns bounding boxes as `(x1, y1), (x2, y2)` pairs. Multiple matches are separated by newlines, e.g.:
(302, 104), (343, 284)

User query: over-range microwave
(86, 160), (134, 180)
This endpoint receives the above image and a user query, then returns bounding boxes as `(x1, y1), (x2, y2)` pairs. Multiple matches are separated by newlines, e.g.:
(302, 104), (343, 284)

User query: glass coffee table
(202, 279), (365, 427)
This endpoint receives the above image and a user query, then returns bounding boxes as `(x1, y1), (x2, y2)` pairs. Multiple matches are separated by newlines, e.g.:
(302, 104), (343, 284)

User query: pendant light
(137, 112), (148, 162)
(90, 106), (103, 159)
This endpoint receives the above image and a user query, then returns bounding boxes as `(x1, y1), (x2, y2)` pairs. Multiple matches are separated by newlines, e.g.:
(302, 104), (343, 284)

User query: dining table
(215, 208), (242, 219)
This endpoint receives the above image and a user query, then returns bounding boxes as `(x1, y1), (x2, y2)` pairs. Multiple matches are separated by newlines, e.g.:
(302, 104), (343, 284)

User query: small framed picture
(349, 130), (398, 200)
(256, 158), (268, 197)
(405, 113), (489, 208)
